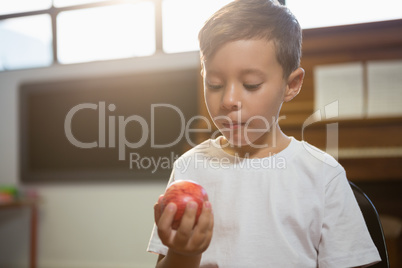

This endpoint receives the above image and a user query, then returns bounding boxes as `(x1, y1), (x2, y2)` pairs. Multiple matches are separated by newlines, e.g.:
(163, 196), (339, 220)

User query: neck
(221, 124), (290, 159)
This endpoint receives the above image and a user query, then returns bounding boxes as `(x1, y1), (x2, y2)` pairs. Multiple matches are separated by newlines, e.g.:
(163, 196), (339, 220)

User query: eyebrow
(204, 69), (220, 75)
(239, 68), (265, 77)
(205, 68), (265, 77)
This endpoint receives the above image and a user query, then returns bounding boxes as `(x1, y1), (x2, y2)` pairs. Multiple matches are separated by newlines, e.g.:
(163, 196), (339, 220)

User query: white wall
(0, 51), (200, 268)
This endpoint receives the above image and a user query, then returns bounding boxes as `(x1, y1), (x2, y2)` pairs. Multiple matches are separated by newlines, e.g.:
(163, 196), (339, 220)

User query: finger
(197, 201), (213, 231)
(174, 201), (198, 246)
(153, 195), (164, 224)
(190, 201), (214, 246)
(181, 201), (198, 231)
(157, 203), (177, 243)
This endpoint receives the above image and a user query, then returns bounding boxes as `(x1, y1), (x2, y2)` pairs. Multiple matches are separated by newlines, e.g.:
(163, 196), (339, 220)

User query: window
(0, 14), (52, 71)
(1, 0), (401, 71)
(162, 0), (233, 53)
(0, 0), (51, 15)
(57, 2), (155, 64)
(53, 0), (107, 8)
(0, 0), (157, 70)
(286, 0), (402, 29)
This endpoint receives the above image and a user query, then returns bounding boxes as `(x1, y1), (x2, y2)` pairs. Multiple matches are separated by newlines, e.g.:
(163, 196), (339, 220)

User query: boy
(147, 0), (381, 267)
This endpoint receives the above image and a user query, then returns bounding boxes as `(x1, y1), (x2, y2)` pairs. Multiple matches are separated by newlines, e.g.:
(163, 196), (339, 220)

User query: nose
(221, 83), (242, 111)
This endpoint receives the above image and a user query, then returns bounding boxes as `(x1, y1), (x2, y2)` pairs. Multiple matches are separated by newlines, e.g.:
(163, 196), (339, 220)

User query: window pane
(0, 0), (51, 15)
(287, 0), (402, 29)
(53, 0), (107, 8)
(162, 0), (233, 53)
(0, 15), (52, 71)
(57, 2), (155, 64)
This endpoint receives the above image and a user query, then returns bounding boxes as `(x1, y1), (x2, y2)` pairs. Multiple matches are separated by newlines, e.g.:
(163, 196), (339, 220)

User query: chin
(221, 131), (267, 149)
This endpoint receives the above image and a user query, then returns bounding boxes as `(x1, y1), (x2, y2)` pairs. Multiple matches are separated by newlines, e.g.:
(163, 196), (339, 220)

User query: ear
(284, 67), (305, 102)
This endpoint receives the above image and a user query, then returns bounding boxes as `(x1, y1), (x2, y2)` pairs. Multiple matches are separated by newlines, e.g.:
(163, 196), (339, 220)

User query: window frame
(0, 0), (163, 66)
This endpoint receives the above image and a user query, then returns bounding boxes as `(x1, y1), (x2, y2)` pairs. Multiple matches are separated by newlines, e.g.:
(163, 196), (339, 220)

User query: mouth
(221, 122), (246, 130)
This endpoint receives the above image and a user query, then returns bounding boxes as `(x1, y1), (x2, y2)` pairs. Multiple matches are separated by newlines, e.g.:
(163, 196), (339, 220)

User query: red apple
(160, 180), (209, 230)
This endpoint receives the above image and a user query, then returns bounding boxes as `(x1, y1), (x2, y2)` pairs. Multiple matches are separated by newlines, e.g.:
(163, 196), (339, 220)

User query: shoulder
(297, 139), (340, 167)
(173, 138), (221, 170)
(288, 138), (346, 185)
(179, 138), (218, 159)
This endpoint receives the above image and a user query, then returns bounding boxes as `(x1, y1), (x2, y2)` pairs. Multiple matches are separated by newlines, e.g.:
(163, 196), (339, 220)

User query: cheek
(204, 93), (219, 116)
(258, 86), (285, 110)
(246, 96), (283, 124)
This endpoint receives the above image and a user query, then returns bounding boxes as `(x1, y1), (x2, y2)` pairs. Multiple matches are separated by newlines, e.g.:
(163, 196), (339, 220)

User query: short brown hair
(198, 0), (301, 78)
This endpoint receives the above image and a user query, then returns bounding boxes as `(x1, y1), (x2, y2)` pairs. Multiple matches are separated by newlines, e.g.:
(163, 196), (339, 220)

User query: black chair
(349, 181), (390, 268)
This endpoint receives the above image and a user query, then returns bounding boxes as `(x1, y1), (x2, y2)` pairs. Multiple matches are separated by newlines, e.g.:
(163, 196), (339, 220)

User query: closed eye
(206, 82), (223, 90)
(244, 83), (263, 90)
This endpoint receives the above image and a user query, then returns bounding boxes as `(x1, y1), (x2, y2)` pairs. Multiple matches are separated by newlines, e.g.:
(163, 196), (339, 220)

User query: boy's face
(203, 39), (300, 148)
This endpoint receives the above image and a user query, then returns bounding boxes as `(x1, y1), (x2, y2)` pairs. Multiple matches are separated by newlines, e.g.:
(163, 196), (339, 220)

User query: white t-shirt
(147, 137), (381, 268)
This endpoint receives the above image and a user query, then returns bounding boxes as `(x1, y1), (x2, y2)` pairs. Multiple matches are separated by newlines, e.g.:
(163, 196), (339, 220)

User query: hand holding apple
(160, 180), (209, 230)
(153, 180), (213, 257)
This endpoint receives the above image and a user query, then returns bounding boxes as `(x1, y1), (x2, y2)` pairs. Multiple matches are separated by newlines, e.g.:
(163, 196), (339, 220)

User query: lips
(221, 122), (246, 130)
